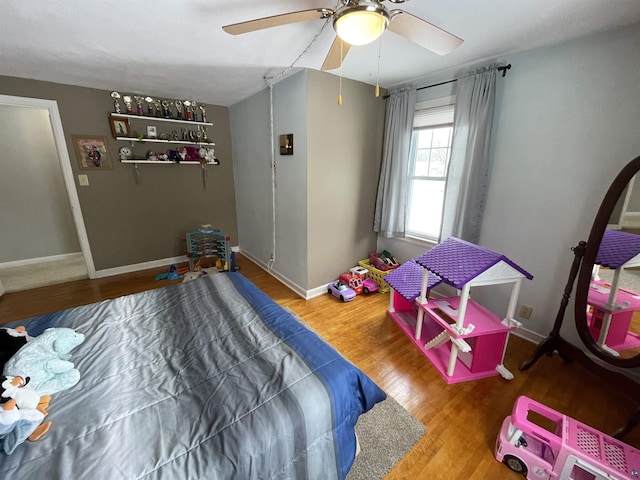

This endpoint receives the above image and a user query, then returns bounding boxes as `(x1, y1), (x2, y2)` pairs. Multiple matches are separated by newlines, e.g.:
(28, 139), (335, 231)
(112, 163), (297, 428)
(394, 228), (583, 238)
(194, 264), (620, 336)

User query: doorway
(0, 95), (95, 293)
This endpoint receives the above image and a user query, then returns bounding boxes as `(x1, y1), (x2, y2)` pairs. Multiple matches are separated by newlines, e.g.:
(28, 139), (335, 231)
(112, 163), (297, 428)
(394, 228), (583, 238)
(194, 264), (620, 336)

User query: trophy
(175, 101), (184, 120)
(134, 96), (144, 115)
(144, 97), (154, 116)
(171, 129), (179, 141)
(181, 128), (188, 141)
(183, 101), (192, 121)
(123, 95), (133, 114)
(199, 105), (207, 123)
(191, 101), (198, 122)
(154, 99), (162, 117)
(161, 100), (170, 118)
(111, 92), (122, 113)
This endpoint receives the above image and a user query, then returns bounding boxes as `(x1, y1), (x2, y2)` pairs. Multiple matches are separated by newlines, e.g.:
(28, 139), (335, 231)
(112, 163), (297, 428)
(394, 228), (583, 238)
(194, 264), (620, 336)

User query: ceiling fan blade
(388, 10), (463, 55)
(223, 8), (333, 35)
(321, 36), (352, 71)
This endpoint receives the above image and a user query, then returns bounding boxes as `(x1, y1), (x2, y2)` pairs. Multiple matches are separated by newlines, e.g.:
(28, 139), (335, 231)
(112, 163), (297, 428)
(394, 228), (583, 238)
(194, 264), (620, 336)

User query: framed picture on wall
(72, 135), (112, 170)
(109, 116), (131, 138)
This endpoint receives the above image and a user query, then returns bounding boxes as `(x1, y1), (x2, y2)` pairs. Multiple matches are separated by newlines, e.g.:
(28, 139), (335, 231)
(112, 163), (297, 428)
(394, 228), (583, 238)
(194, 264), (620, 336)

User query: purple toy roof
(416, 237), (533, 289)
(384, 259), (442, 301)
(596, 229), (640, 269)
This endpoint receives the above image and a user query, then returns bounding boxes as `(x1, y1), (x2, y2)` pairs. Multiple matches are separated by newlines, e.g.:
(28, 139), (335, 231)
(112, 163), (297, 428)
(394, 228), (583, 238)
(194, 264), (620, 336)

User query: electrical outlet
(519, 304), (533, 319)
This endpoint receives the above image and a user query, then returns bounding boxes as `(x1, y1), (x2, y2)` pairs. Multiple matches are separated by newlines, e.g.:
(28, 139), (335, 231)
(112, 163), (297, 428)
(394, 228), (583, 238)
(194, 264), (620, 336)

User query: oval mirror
(575, 154), (640, 367)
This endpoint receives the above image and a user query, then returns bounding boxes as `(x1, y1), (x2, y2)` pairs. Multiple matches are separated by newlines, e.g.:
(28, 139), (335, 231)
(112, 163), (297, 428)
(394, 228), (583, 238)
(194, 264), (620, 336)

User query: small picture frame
(279, 134), (293, 155)
(147, 126), (157, 139)
(109, 116), (131, 138)
(72, 135), (112, 170)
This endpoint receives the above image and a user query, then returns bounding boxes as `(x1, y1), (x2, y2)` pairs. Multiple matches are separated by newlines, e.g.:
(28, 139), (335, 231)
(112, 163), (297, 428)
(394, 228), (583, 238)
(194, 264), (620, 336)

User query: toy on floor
(495, 395), (640, 480)
(385, 238), (533, 384)
(154, 264), (187, 281)
(327, 281), (356, 302)
(339, 272), (379, 294)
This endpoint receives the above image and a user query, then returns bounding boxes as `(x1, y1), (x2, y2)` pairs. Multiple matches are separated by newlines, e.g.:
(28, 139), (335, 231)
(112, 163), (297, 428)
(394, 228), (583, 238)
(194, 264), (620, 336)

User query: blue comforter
(0, 273), (386, 479)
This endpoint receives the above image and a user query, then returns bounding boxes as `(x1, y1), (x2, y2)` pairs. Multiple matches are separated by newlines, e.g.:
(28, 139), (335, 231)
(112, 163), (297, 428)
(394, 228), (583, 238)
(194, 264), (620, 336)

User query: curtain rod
(384, 64), (512, 99)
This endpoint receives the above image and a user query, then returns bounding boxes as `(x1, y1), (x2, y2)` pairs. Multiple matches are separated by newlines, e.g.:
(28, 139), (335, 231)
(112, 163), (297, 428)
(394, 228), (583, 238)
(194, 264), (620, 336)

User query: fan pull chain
(375, 19), (383, 97)
(338, 38), (343, 105)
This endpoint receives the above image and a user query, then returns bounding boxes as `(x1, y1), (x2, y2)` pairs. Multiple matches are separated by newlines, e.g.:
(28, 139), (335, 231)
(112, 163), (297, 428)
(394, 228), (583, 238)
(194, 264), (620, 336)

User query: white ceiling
(2, 0), (640, 107)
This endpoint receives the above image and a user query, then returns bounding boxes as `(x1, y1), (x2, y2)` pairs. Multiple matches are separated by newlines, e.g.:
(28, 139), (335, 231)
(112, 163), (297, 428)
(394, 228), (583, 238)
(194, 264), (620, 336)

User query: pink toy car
(495, 395), (640, 480)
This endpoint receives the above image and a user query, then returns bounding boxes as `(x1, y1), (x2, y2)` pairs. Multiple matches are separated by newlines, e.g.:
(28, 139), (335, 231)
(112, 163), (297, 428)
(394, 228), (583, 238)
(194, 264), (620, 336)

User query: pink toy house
(385, 237), (533, 384)
(588, 229), (640, 356)
(495, 395), (640, 480)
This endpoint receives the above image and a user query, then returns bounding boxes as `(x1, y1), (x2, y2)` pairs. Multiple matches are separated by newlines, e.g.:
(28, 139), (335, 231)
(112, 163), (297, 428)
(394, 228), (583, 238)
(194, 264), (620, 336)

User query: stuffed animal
(0, 327), (30, 373)
(3, 328), (84, 396)
(0, 400), (50, 454)
(1, 376), (50, 412)
(0, 376), (51, 454)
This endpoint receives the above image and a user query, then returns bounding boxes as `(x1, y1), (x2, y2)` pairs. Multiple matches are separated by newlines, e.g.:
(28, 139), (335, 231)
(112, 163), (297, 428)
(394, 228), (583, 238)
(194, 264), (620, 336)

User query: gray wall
(307, 70), (385, 288)
(230, 69), (385, 294)
(272, 73), (308, 288)
(230, 71), (309, 290)
(379, 22), (640, 342)
(0, 76), (238, 271)
(0, 105), (79, 262)
(479, 22), (640, 343)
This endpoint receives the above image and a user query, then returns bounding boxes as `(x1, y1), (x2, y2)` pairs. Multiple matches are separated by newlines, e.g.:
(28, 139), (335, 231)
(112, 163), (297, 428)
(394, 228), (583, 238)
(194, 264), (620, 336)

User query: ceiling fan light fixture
(334, 6), (389, 46)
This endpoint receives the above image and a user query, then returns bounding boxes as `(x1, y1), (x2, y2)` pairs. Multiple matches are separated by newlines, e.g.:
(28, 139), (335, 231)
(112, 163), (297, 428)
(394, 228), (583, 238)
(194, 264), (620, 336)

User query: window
(406, 99), (455, 242)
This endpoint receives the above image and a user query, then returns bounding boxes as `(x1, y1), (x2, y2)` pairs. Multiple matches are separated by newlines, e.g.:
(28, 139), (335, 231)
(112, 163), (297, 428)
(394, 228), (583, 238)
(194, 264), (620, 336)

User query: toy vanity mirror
(575, 154), (640, 367)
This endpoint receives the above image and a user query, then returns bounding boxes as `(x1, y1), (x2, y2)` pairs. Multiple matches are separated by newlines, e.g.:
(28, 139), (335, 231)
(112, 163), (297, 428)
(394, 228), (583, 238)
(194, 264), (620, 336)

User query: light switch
(78, 174), (89, 186)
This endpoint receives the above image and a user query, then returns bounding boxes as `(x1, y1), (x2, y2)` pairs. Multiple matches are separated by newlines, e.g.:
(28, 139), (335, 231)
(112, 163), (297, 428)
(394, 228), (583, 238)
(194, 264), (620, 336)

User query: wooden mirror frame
(575, 154), (640, 368)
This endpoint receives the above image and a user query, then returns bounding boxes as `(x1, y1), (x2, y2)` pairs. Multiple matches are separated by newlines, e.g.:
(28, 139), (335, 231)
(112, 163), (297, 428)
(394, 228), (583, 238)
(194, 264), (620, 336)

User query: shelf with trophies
(109, 92), (219, 186)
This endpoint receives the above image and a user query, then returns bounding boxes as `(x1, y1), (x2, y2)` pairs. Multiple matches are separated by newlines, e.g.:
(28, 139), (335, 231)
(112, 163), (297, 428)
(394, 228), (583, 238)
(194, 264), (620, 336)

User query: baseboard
(238, 249), (309, 299)
(95, 255), (188, 278)
(511, 326), (545, 344)
(0, 252), (83, 269)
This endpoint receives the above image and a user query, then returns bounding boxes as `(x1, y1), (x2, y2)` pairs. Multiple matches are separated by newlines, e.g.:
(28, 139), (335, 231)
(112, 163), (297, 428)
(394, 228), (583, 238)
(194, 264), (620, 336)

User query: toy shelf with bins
(588, 229), (640, 355)
(385, 237), (533, 384)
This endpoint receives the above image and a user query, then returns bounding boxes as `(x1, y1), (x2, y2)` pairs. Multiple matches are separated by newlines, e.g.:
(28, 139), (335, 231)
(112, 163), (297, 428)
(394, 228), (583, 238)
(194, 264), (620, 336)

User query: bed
(0, 272), (386, 479)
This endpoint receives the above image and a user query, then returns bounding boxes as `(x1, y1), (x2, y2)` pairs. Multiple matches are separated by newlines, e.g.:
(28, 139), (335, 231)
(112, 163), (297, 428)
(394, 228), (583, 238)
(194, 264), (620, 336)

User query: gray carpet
(0, 253), (87, 293)
(348, 394), (426, 480)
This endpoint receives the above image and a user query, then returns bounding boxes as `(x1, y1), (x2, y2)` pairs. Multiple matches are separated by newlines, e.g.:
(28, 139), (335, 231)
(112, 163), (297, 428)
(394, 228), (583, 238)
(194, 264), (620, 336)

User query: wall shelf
(121, 160), (218, 165)
(110, 112), (213, 126)
(115, 136), (215, 146)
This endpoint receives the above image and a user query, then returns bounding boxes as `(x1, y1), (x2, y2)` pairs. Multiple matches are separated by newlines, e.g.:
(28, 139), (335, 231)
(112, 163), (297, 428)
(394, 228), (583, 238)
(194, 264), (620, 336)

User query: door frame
(0, 94), (96, 278)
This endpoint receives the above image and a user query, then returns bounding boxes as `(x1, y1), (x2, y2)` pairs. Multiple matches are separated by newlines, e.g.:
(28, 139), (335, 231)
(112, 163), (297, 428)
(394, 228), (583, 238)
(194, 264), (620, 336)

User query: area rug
(347, 394), (426, 480)
(0, 253), (87, 293)
(282, 307), (426, 479)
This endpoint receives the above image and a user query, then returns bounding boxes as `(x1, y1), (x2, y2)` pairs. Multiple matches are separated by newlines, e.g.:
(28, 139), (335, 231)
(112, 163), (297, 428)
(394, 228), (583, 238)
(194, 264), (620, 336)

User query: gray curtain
(440, 64), (499, 243)
(373, 86), (417, 238)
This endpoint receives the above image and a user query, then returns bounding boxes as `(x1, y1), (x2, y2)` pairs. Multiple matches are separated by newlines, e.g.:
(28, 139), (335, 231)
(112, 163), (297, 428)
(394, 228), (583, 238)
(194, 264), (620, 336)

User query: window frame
(405, 97), (455, 243)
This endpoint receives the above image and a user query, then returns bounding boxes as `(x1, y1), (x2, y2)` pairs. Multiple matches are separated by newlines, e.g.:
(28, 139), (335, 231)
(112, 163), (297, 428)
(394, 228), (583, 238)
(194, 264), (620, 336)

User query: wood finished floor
(1, 254), (640, 479)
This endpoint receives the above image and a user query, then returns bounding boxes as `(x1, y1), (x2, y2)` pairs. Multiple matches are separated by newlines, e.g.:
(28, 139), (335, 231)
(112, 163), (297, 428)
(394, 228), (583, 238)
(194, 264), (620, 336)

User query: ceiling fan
(222, 0), (463, 71)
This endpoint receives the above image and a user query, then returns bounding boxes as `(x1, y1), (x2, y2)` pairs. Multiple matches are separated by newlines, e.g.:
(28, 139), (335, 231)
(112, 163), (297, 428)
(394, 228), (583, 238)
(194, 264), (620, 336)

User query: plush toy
(3, 328), (84, 396)
(0, 376), (51, 454)
(0, 401), (50, 454)
(0, 327), (30, 374)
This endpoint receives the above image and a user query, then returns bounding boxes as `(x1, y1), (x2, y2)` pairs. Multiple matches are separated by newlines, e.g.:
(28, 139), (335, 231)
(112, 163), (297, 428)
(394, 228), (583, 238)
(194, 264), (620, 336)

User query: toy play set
(495, 395), (640, 480)
(385, 237), (533, 384)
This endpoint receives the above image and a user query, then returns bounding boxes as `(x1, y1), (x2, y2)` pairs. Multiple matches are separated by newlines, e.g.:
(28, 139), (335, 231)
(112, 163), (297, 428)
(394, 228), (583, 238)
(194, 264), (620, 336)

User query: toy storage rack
(186, 227), (230, 271)
(589, 229), (640, 355)
(358, 258), (392, 293)
(385, 238), (533, 384)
